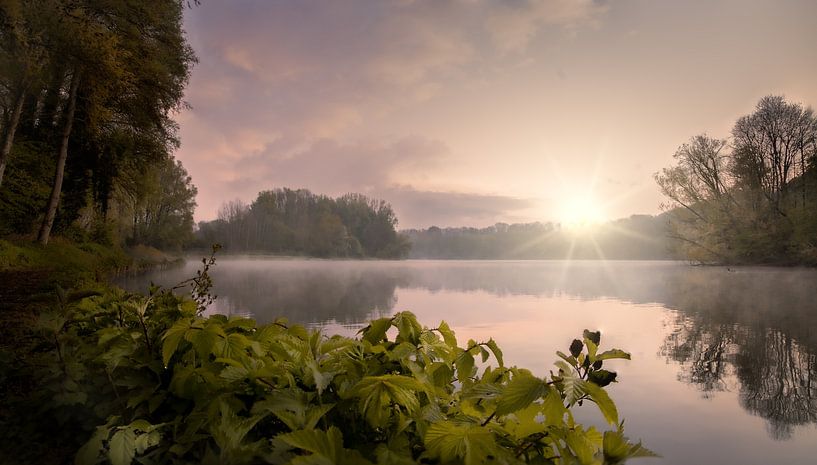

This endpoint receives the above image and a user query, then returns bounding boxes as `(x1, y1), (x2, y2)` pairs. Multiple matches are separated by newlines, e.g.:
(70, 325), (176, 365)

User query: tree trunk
(38, 70), (81, 245)
(0, 83), (27, 187)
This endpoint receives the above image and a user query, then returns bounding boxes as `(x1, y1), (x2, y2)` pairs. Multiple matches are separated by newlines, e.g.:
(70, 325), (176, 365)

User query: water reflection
(662, 313), (816, 440)
(118, 259), (817, 441)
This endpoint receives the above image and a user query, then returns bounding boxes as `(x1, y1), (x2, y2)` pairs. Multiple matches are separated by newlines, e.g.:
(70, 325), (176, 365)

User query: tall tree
(30, 0), (195, 244)
(0, 0), (45, 186)
(656, 96), (817, 264)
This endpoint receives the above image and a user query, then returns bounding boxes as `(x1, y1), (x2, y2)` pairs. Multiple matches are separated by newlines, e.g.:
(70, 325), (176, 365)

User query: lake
(117, 258), (817, 465)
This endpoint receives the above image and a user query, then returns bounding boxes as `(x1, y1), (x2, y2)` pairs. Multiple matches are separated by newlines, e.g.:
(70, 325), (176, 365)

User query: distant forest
(196, 188), (411, 258)
(403, 215), (674, 260)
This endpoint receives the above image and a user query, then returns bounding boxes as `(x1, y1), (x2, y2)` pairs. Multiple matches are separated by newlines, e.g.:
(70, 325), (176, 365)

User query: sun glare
(557, 194), (606, 227)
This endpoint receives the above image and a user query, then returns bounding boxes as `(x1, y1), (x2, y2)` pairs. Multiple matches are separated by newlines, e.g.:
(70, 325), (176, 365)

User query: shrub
(10, 282), (655, 465)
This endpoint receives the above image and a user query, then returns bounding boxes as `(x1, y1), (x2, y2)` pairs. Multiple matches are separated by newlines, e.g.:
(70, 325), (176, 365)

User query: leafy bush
(35, 313), (652, 463)
(13, 267), (654, 464)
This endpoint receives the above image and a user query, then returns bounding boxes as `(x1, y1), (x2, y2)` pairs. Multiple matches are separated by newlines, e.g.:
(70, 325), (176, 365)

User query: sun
(556, 193), (606, 227)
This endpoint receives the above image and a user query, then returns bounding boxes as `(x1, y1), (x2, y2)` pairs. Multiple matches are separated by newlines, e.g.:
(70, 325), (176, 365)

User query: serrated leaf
(217, 332), (250, 359)
(456, 351), (475, 382)
(424, 421), (497, 465)
(603, 430), (659, 463)
(306, 360), (333, 394)
(485, 339), (503, 368)
(161, 319), (191, 366)
(556, 350), (578, 366)
(595, 349), (631, 361)
(108, 428), (136, 465)
(541, 388), (567, 426)
(220, 365), (249, 383)
(583, 330), (601, 345)
(393, 312), (422, 345)
(437, 321), (457, 348)
(562, 373), (587, 406)
(346, 375), (424, 427)
(584, 382), (618, 425)
(278, 426), (343, 460)
(133, 430), (161, 455)
(565, 428), (599, 465)
(495, 373), (548, 416)
(360, 317), (392, 344)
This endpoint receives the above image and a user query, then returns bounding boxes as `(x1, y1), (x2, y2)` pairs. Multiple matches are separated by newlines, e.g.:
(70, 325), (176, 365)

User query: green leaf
(541, 388), (567, 426)
(588, 369), (618, 387)
(220, 365), (250, 383)
(346, 375), (424, 427)
(437, 321), (457, 348)
(133, 430), (161, 455)
(217, 332), (250, 359)
(360, 317), (393, 344)
(595, 349), (631, 361)
(485, 339), (504, 368)
(108, 428), (136, 465)
(565, 428), (599, 465)
(424, 421), (498, 465)
(556, 350), (578, 366)
(456, 351), (475, 382)
(161, 319), (190, 366)
(583, 330), (601, 345)
(495, 373), (548, 416)
(393, 312), (423, 345)
(603, 430), (660, 463)
(584, 382), (618, 425)
(278, 426), (376, 465)
(306, 359), (333, 394)
(188, 323), (224, 359)
(561, 372), (587, 406)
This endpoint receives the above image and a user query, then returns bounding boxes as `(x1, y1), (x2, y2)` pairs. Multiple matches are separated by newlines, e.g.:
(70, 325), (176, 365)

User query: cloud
(177, 0), (610, 224)
(485, 0), (608, 53)
(382, 186), (537, 229)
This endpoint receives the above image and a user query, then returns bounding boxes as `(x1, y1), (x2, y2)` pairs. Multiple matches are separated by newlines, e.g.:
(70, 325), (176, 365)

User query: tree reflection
(662, 315), (816, 440)
(207, 263), (407, 325)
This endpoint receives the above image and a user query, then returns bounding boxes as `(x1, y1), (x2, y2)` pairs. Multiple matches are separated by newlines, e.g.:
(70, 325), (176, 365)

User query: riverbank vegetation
(656, 96), (817, 265)
(196, 189), (411, 258)
(0, 256), (653, 463)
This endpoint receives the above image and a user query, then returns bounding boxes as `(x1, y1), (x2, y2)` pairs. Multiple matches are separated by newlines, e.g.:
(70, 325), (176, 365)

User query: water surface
(118, 258), (817, 465)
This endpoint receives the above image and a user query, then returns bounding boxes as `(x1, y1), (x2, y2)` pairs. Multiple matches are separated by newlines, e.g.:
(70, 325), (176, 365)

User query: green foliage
(0, 0), (197, 247)
(656, 96), (817, 264)
(196, 188), (410, 258)
(6, 277), (655, 464)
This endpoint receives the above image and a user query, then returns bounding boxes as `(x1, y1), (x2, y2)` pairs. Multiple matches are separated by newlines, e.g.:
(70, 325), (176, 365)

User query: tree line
(0, 1), (197, 250)
(403, 215), (673, 260)
(656, 96), (817, 264)
(196, 188), (411, 258)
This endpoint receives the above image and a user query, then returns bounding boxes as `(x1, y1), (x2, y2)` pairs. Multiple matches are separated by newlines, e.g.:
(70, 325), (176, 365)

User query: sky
(175, 0), (817, 229)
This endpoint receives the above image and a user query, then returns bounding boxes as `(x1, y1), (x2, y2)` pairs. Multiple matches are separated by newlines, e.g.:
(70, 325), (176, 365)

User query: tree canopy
(196, 188), (411, 258)
(656, 95), (817, 264)
(0, 0), (197, 249)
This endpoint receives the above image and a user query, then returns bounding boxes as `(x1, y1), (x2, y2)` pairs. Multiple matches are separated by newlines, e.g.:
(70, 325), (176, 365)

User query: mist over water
(118, 258), (817, 465)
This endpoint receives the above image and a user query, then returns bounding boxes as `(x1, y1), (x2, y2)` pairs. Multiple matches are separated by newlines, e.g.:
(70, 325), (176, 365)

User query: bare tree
(731, 96), (817, 214)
